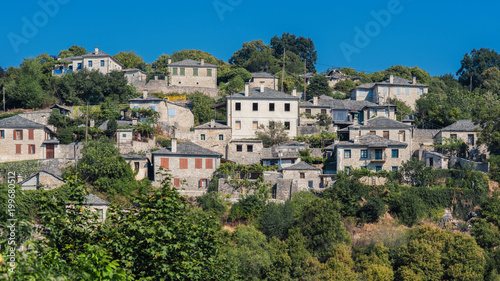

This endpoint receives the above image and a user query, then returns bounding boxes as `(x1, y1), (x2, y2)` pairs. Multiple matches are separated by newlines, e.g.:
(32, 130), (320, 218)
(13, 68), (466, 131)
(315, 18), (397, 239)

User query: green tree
(473, 92), (500, 153)
(58, 45), (87, 59)
(270, 32), (317, 72)
(384, 65), (431, 85)
(113, 51), (146, 70)
(457, 48), (500, 90)
(188, 92), (215, 125)
(306, 74), (331, 100)
(229, 40), (277, 72)
(255, 121), (289, 147)
(259, 201), (295, 240)
(226, 75), (245, 94)
(333, 79), (358, 93)
(400, 157), (435, 187)
(482, 66), (500, 93)
(152, 53), (170, 71)
(354, 243), (394, 281)
(217, 67), (252, 84)
(388, 98), (414, 121)
(229, 194), (266, 222)
(196, 191), (228, 218)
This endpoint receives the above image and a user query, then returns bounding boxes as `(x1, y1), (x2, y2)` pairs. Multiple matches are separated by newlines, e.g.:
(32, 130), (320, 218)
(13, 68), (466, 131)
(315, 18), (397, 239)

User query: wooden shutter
(205, 158), (213, 169)
(180, 158), (188, 169)
(28, 129), (34, 140)
(160, 158), (169, 169)
(20, 130), (23, 140)
(13, 130), (16, 140)
(174, 178), (180, 187)
(199, 179), (203, 187)
(15, 144), (21, 154)
(195, 158), (202, 169)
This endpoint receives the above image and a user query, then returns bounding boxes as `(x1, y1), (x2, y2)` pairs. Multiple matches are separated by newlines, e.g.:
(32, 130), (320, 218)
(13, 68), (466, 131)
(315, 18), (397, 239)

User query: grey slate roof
(83, 194), (110, 206)
(413, 129), (440, 141)
(152, 141), (222, 157)
(281, 161), (320, 171)
(440, 120), (478, 132)
(98, 120), (134, 130)
(50, 104), (71, 112)
(128, 95), (162, 102)
(337, 134), (408, 148)
(300, 95), (389, 111)
(229, 87), (299, 100)
(354, 76), (428, 90)
(168, 59), (218, 68)
(362, 116), (411, 129)
(121, 152), (148, 160)
(251, 72), (278, 79)
(19, 170), (65, 186)
(0, 115), (45, 129)
(195, 121), (231, 130)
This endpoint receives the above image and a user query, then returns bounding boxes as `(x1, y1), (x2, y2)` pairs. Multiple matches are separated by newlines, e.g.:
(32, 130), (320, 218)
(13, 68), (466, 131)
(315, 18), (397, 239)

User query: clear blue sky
(1, 0), (499, 76)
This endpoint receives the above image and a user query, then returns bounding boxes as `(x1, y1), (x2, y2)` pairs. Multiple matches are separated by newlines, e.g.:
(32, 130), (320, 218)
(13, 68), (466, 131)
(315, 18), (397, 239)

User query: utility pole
(303, 60), (307, 101)
(85, 102), (89, 144)
(469, 75), (472, 92)
(281, 48), (286, 92)
(2, 87), (5, 113)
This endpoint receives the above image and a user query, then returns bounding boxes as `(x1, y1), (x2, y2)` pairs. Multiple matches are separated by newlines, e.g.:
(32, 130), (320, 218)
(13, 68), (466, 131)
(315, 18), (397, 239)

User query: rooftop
(195, 120), (231, 130)
(361, 116), (411, 129)
(251, 72), (278, 79)
(281, 161), (320, 171)
(440, 120), (478, 132)
(229, 87), (299, 100)
(168, 59), (218, 68)
(337, 134), (408, 148)
(152, 141), (222, 157)
(0, 115), (45, 129)
(83, 194), (110, 206)
(354, 76), (428, 90)
(128, 95), (163, 102)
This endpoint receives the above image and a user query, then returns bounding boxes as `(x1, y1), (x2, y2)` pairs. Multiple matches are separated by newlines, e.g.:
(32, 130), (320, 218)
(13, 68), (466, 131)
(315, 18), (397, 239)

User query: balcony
(53, 69), (63, 75)
(360, 150), (386, 162)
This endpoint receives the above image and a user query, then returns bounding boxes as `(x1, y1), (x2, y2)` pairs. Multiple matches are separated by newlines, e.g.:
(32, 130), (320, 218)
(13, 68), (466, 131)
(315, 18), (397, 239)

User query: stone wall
(55, 143), (83, 159)
(227, 140), (264, 164)
(133, 80), (218, 97)
(19, 110), (52, 125)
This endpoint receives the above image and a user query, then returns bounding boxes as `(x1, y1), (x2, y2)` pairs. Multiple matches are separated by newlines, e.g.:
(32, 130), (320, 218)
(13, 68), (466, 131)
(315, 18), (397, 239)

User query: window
(308, 180), (314, 188)
(235, 102), (241, 111)
(370, 131), (376, 135)
(173, 68), (178, 75)
(247, 145), (253, 152)
(236, 145), (243, 152)
(15, 144), (21, 154)
(235, 121), (241, 130)
(150, 106), (156, 111)
(100, 60), (105, 67)
(253, 103), (258, 111)
(382, 87), (388, 94)
(398, 130), (406, 142)
(385, 109), (389, 117)
(88, 61), (93, 67)
(160, 158), (169, 168)
(97, 209), (104, 220)
(199, 179), (208, 187)
(392, 166), (398, 172)
(14, 130), (22, 140)
(206, 158), (213, 169)
(361, 166), (368, 170)
(405, 88), (410, 95)
(180, 68), (185, 75)
(468, 134), (474, 145)
(134, 162), (140, 170)
(284, 103), (290, 112)
(28, 129), (34, 140)
(300, 173), (305, 178)
(179, 158), (188, 169)
(269, 103), (275, 111)
(450, 134), (457, 141)
(0, 130), (4, 138)
(396, 87), (401, 95)
(193, 68), (198, 76)
(77, 63), (82, 70)
(361, 149), (368, 158)
(195, 158), (203, 169)
(383, 131), (389, 139)
(207, 69), (212, 76)
(28, 145), (35, 154)
(168, 109), (175, 116)
(418, 88), (423, 95)
(321, 109), (327, 114)
(374, 149), (383, 160)
(375, 166), (382, 172)
(305, 109), (311, 114)
(174, 178), (180, 187)
(284, 122), (290, 130)
(200, 134), (206, 140)
(134, 106), (139, 109)
(122, 134), (126, 138)
(219, 134), (224, 141)
(391, 149), (399, 158)
(345, 166), (351, 174)
(344, 150), (351, 158)
(252, 121), (258, 130)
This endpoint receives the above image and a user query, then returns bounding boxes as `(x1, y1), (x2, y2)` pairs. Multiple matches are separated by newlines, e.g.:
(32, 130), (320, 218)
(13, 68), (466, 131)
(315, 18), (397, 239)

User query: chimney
(132, 119), (138, 126)
(412, 76), (417, 84)
(168, 58), (172, 64)
(154, 75), (158, 81)
(389, 75), (394, 84)
(210, 119), (215, 128)
(244, 82), (249, 96)
(90, 119), (95, 127)
(313, 96), (318, 105)
(200, 58), (205, 66)
(94, 47), (99, 54)
(143, 89), (148, 99)
(260, 81), (265, 93)
(292, 87), (297, 97)
(171, 138), (177, 153)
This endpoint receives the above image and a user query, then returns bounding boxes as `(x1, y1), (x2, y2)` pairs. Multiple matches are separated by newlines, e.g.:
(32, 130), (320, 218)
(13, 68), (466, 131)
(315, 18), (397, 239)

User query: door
(46, 144), (54, 159)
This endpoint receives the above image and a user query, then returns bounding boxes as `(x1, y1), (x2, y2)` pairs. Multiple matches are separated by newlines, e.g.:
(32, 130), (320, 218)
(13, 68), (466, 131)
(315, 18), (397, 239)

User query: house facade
(0, 115), (59, 162)
(152, 139), (222, 196)
(53, 47), (123, 75)
(227, 83), (300, 139)
(168, 59), (217, 89)
(434, 120), (488, 160)
(249, 72), (278, 90)
(20, 170), (65, 190)
(281, 161), (322, 189)
(191, 120), (232, 158)
(351, 75), (428, 109)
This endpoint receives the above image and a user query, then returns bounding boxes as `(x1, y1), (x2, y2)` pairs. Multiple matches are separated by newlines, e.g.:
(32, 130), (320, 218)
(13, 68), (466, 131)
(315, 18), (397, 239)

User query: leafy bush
(196, 191), (227, 218)
(259, 201), (294, 240)
(229, 195), (266, 222)
(358, 196), (386, 223)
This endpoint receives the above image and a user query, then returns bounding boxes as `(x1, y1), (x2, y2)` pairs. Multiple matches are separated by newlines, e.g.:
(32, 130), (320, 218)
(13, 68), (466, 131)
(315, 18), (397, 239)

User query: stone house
(249, 72), (278, 90)
(122, 153), (150, 181)
(227, 139), (264, 165)
(53, 47), (123, 75)
(422, 150), (450, 169)
(434, 120), (488, 160)
(168, 58), (217, 90)
(152, 139), (222, 197)
(336, 134), (409, 172)
(19, 170), (65, 190)
(301, 70), (360, 88)
(0, 115), (59, 162)
(281, 161), (322, 190)
(123, 68), (147, 85)
(190, 120), (232, 158)
(227, 83), (300, 139)
(351, 75), (428, 109)
(82, 194), (110, 221)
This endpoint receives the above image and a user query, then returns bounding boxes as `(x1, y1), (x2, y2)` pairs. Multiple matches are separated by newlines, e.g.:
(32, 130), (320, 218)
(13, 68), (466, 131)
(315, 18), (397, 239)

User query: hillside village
(1, 40), (500, 280)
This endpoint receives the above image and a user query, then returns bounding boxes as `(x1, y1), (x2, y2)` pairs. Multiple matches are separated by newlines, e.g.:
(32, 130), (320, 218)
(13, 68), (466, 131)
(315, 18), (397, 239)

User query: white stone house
(168, 59), (217, 89)
(227, 83), (300, 139)
(249, 72), (279, 90)
(281, 161), (322, 190)
(52, 47), (123, 75)
(434, 120), (488, 160)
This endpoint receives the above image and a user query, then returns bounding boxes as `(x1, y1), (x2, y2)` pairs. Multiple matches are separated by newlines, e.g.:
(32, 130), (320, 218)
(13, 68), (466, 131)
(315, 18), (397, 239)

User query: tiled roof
(195, 120), (231, 130)
(152, 141), (222, 157)
(281, 161), (320, 171)
(354, 76), (428, 90)
(0, 115), (45, 129)
(251, 72), (278, 78)
(98, 120), (134, 130)
(229, 87), (299, 100)
(121, 152), (148, 160)
(83, 194), (110, 206)
(440, 120), (478, 132)
(168, 59), (218, 68)
(337, 134), (408, 148)
(362, 116), (411, 129)
(128, 95), (162, 102)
